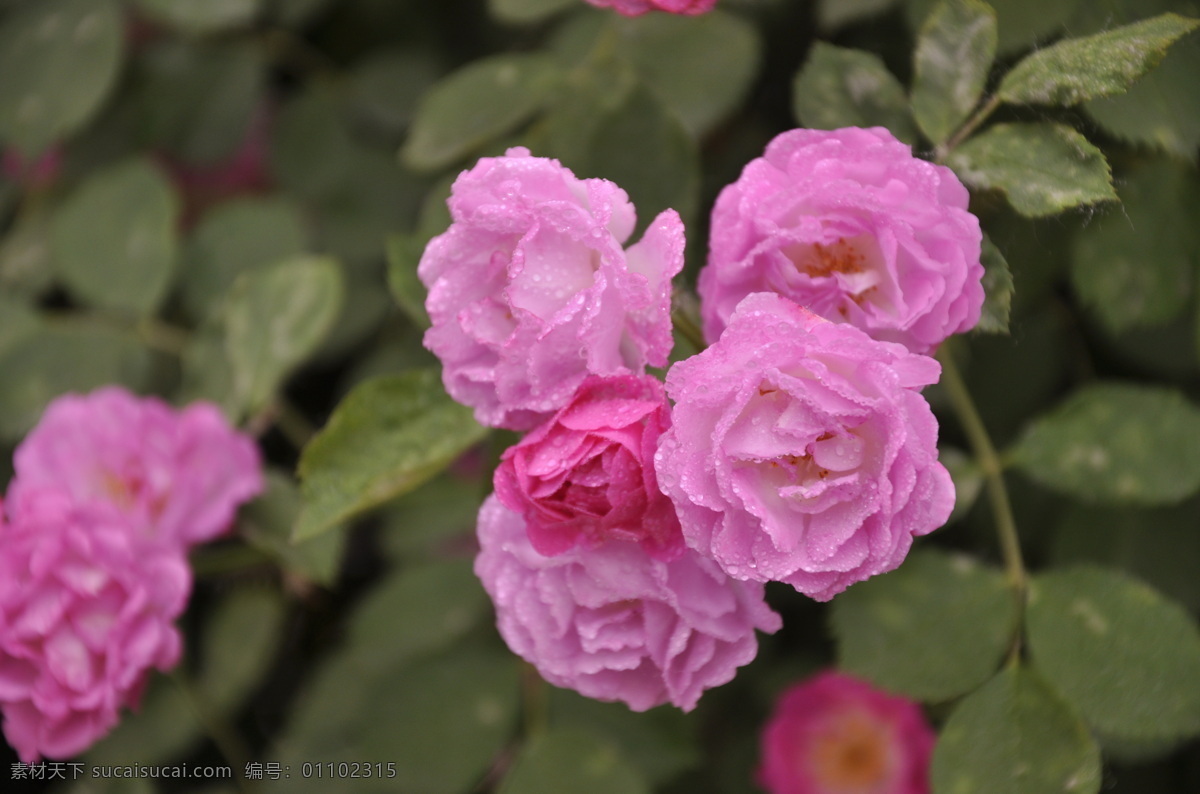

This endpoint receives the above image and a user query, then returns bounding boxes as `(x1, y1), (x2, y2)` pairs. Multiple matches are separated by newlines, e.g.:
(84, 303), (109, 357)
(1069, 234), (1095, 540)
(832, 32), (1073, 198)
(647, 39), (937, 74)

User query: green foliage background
(0, 0), (1199, 792)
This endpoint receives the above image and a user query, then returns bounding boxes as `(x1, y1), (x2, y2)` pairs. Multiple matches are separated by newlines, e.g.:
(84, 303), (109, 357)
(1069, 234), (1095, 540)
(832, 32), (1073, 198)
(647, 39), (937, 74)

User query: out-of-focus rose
(10, 387), (263, 550)
(493, 374), (683, 561)
(655, 293), (953, 601)
(419, 147), (684, 431)
(0, 492), (189, 763)
(583, 0), (718, 15)
(474, 495), (781, 711)
(757, 671), (934, 794)
(2, 146), (63, 190)
(700, 127), (983, 355)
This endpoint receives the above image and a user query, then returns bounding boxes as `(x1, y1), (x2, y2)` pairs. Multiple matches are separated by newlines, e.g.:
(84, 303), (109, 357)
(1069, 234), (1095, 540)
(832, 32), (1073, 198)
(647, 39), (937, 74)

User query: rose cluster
(419, 127), (982, 711)
(0, 388), (262, 762)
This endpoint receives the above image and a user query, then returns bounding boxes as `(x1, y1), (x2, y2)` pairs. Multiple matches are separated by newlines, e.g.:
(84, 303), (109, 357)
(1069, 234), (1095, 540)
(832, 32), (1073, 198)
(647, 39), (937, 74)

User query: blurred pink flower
(758, 671), (934, 794)
(474, 495), (780, 711)
(655, 293), (953, 601)
(2, 146), (63, 190)
(10, 387), (263, 550)
(584, 0), (718, 15)
(419, 147), (684, 430)
(0, 492), (189, 763)
(494, 374), (684, 561)
(700, 127), (983, 354)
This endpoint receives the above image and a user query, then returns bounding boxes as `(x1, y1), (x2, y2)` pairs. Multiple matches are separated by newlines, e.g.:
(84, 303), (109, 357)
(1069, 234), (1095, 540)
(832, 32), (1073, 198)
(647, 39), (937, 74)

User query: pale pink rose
(419, 147), (684, 430)
(10, 388), (263, 550)
(0, 492), (189, 763)
(474, 495), (781, 711)
(493, 374), (684, 561)
(655, 293), (953, 601)
(700, 127), (983, 355)
(584, 0), (718, 15)
(757, 671), (934, 794)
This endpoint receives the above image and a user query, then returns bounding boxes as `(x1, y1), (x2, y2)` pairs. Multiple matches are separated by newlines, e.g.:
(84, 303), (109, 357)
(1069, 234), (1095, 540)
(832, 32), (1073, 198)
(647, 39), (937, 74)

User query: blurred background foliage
(0, 0), (1199, 792)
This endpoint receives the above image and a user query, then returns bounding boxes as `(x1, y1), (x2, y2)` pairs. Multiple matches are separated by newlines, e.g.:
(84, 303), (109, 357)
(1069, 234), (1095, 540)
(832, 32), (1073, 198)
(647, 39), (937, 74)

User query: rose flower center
(805, 710), (893, 793)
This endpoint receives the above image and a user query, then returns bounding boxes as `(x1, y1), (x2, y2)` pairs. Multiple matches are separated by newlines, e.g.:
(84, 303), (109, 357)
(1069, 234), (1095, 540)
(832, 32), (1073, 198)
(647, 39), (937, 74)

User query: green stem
(520, 661), (548, 739)
(936, 94), (1002, 161)
(170, 671), (255, 793)
(936, 345), (1027, 658)
(671, 304), (706, 354)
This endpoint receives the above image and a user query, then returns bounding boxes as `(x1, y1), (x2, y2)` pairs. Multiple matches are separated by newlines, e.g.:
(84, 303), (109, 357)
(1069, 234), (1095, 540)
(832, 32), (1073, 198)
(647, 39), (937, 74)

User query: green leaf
(1086, 33), (1200, 162)
(295, 370), (489, 540)
(401, 53), (561, 171)
(582, 86), (698, 232)
(931, 665), (1102, 794)
(1070, 158), (1199, 332)
(940, 446), (984, 522)
(0, 325), (152, 439)
(998, 12), (1200, 106)
(346, 559), (489, 673)
(911, 0), (997, 146)
(85, 678), (203, 765)
(240, 470), (345, 587)
(819, 0), (899, 29)
(1010, 383), (1200, 505)
(51, 158), (180, 315)
(220, 256), (344, 418)
(362, 647), (519, 794)
(385, 233), (431, 329)
(0, 210), (55, 297)
(549, 690), (699, 785)
(791, 43), (918, 145)
(181, 197), (309, 321)
(1026, 566), (1200, 741)
(196, 588), (285, 714)
(615, 11), (760, 138)
(132, 40), (264, 166)
(133, 0), (261, 34)
(490, 0), (575, 24)
(977, 235), (1014, 333)
(0, 295), (39, 357)
(0, 0), (123, 154)
(830, 549), (1015, 701)
(946, 122), (1116, 217)
(499, 727), (651, 794)
(269, 86), (357, 200)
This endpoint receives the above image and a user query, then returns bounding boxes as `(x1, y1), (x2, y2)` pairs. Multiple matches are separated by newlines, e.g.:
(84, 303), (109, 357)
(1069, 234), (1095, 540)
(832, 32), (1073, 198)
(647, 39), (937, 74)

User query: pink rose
(654, 293), (954, 601)
(584, 0), (718, 15)
(493, 374), (683, 561)
(699, 127), (983, 355)
(474, 495), (781, 711)
(10, 387), (263, 550)
(419, 147), (684, 430)
(757, 671), (934, 794)
(0, 492), (189, 763)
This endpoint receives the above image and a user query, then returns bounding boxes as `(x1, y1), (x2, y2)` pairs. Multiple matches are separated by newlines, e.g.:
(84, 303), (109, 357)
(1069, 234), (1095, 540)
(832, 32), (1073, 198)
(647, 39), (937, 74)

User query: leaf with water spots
(911, 0), (997, 146)
(831, 549), (1015, 702)
(792, 42), (918, 145)
(50, 158), (180, 316)
(1026, 566), (1200, 742)
(977, 235), (1013, 334)
(295, 370), (488, 540)
(945, 122), (1116, 217)
(0, 0), (123, 154)
(931, 665), (1102, 794)
(1010, 383), (1200, 505)
(997, 13), (1200, 107)
(401, 53), (562, 171)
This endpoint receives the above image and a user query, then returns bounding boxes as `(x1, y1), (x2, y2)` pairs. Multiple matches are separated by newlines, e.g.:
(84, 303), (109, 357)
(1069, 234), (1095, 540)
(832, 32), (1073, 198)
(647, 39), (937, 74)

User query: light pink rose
(474, 495), (781, 711)
(10, 387), (263, 550)
(0, 492), (189, 763)
(493, 374), (684, 561)
(700, 127), (983, 355)
(584, 0), (718, 15)
(419, 147), (684, 430)
(757, 671), (934, 794)
(655, 293), (953, 601)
